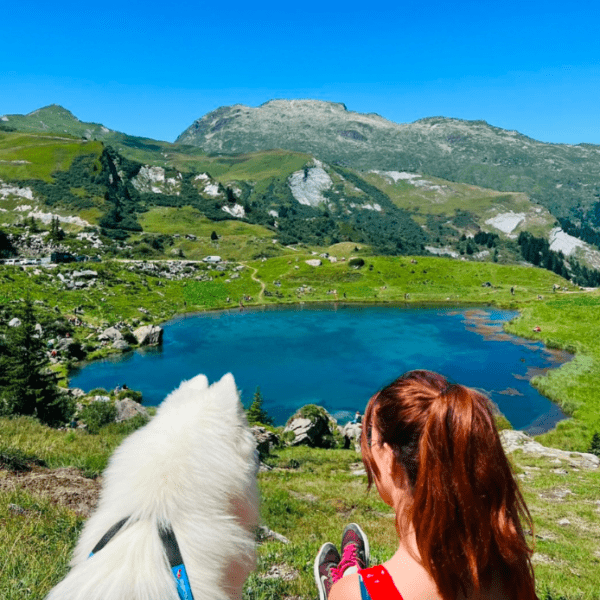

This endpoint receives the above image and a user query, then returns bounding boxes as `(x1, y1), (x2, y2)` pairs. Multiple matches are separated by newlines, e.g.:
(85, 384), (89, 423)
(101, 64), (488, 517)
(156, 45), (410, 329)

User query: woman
(315, 370), (538, 600)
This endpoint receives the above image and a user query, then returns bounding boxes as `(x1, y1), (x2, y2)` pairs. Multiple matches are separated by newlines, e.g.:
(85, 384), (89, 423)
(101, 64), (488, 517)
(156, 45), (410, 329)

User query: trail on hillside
(244, 264), (266, 300)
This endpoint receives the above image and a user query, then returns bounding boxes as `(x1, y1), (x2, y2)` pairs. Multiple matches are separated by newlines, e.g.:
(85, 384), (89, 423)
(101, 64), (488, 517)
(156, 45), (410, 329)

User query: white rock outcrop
(133, 324), (163, 346)
(288, 162), (332, 207)
(500, 430), (599, 470)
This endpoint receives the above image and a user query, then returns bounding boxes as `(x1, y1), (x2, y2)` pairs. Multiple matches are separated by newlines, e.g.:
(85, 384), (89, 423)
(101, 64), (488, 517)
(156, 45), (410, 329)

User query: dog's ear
(157, 373), (209, 415)
(182, 373), (209, 392)
(210, 373), (238, 401)
(209, 373), (245, 415)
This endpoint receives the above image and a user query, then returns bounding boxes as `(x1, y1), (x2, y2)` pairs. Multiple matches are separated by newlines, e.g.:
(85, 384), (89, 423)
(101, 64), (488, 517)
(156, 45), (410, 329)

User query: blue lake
(69, 304), (570, 434)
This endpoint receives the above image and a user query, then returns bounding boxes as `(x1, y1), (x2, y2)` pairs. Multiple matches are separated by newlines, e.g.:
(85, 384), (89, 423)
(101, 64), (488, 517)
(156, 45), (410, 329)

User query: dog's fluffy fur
(46, 373), (259, 600)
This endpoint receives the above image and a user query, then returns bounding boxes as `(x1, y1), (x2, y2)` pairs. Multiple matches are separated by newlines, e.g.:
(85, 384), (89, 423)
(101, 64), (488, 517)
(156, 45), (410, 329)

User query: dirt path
(244, 264), (266, 301)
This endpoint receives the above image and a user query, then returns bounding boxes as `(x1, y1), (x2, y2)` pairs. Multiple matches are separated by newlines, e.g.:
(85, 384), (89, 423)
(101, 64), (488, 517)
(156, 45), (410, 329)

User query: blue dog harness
(89, 518), (194, 600)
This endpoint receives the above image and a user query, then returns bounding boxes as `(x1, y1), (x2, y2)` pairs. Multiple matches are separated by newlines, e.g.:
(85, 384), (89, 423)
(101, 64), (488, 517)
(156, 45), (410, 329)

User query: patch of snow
(222, 203), (246, 218)
(556, 183), (563, 188)
(1, 116), (8, 122)
(15, 204), (33, 212)
(289, 164), (332, 207)
(485, 212), (526, 235)
(0, 208), (7, 212)
(0, 181), (35, 201)
(194, 173), (209, 181)
(363, 203), (382, 211)
(101, 126), (110, 133)
(426, 246), (459, 258)
(268, 210), (279, 218)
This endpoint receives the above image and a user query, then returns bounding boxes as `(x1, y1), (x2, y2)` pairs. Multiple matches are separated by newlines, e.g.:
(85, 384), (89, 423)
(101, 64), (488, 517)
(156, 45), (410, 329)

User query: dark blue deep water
(69, 305), (570, 434)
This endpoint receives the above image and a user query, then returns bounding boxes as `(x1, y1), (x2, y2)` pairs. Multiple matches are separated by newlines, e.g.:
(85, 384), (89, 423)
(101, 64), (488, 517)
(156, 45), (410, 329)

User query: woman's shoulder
(328, 572), (361, 600)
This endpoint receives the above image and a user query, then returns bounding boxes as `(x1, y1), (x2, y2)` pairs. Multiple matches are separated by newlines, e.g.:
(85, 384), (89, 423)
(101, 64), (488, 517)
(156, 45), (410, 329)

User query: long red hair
(361, 370), (537, 600)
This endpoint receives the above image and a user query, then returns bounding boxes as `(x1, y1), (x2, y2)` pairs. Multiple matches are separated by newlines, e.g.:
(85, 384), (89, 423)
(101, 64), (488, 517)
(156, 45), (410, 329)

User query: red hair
(361, 370), (538, 600)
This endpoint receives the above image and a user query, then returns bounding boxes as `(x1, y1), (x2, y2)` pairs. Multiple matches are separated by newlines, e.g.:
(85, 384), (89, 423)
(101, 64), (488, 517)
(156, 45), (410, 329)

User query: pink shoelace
(332, 544), (358, 583)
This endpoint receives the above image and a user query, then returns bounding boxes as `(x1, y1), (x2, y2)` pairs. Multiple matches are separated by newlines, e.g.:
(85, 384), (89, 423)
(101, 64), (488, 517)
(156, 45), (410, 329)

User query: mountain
(3, 102), (600, 282)
(1, 104), (118, 140)
(176, 100), (600, 223)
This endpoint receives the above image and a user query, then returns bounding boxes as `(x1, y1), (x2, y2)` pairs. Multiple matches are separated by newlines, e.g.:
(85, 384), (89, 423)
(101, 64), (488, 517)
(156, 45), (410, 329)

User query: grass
(1, 422), (598, 599)
(137, 206), (282, 261)
(0, 132), (102, 183)
(505, 295), (600, 451)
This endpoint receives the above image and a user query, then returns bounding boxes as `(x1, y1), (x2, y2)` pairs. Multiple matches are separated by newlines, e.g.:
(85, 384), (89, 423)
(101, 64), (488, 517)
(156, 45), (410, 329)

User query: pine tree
(246, 386), (274, 426)
(0, 298), (73, 425)
(589, 432), (600, 458)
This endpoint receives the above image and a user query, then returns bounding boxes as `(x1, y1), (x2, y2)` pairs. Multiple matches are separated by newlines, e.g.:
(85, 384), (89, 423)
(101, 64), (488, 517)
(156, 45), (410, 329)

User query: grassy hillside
(2, 253), (600, 599)
(1, 254), (597, 447)
(0, 132), (103, 183)
(1, 416), (598, 600)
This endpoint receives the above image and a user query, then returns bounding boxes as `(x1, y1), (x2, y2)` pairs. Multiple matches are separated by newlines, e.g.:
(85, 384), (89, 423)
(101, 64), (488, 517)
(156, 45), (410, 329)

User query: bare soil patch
(0, 466), (101, 517)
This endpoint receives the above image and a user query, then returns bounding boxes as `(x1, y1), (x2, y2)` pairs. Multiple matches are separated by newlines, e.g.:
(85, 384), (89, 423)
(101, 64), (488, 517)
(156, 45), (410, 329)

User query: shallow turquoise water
(69, 304), (568, 434)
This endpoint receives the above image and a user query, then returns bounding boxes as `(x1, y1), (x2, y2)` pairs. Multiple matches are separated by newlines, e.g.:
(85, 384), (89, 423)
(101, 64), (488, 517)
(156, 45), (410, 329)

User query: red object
(360, 565), (404, 600)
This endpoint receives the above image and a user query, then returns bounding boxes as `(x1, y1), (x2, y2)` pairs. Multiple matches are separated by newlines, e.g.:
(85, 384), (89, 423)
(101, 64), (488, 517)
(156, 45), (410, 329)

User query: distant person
(315, 370), (538, 600)
(351, 411), (361, 424)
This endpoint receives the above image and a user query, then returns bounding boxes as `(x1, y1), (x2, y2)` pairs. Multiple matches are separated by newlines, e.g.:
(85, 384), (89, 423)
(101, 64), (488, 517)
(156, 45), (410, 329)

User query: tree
(246, 386), (274, 426)
(0, 298), (73, 425)
(589, 432), (600, 458)
(49, 216), (65, 242)
(211, 230), (219, 241)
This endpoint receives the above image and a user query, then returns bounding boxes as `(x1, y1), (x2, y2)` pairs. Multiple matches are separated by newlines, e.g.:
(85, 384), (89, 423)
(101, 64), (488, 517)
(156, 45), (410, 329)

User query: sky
(2, 0), (599, 145)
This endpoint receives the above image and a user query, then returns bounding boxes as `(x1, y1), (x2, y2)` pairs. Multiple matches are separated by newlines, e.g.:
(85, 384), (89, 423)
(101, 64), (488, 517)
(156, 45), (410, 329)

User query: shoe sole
(343, 522), (370, 567)
(314, 542), (335, 600)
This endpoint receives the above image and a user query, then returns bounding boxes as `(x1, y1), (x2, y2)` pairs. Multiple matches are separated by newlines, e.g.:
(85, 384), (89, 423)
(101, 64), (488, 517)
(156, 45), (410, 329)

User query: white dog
(46, 373), (260, 600)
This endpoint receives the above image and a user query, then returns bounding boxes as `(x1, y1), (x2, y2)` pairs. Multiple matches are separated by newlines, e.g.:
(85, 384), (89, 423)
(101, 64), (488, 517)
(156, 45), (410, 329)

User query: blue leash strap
(159, 526), (195, 600)
(88, 519), (194, 600)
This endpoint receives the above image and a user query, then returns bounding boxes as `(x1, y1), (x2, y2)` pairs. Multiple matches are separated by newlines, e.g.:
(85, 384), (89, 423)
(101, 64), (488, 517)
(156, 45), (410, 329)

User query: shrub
(79, 401), (117, 434)
(0, 444), (46, 471)
(116, 388), (143, 403)
(348, 257), (365, 268)
(291, 404), (330, 423)
(100, 413), (150, 436)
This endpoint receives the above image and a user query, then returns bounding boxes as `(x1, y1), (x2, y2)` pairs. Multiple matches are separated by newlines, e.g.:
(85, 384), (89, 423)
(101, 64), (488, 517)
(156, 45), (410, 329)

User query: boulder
(251, 426), (280, 457)
(500, 430), (599, 470)
(55, 337), (85, 359)
(305, 259), (322, 267)
(91, 395), (111, 403)
(342, 422), (363, 453)
(283, 406), (337, 448)
(115, 398), (149, 423)
(112, 339), (131, 351)
(133, 324), (163, 346)
(98, 327), (123, 342)
(72, 270), (97, 279)
(8, 317), (21, 327)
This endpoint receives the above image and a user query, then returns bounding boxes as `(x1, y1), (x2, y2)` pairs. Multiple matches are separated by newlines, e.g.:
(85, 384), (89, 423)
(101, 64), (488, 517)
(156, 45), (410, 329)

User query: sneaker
(314, 542), (341, 600)
(337, 523), (370, 578)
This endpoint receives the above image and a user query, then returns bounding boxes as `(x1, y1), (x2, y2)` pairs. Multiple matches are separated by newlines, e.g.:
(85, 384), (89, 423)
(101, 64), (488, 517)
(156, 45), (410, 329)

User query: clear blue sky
(2, 0), (598, 145)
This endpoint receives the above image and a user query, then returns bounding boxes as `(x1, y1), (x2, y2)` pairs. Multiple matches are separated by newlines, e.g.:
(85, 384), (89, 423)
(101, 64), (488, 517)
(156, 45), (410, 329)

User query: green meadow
(1, 254), (600, 599)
